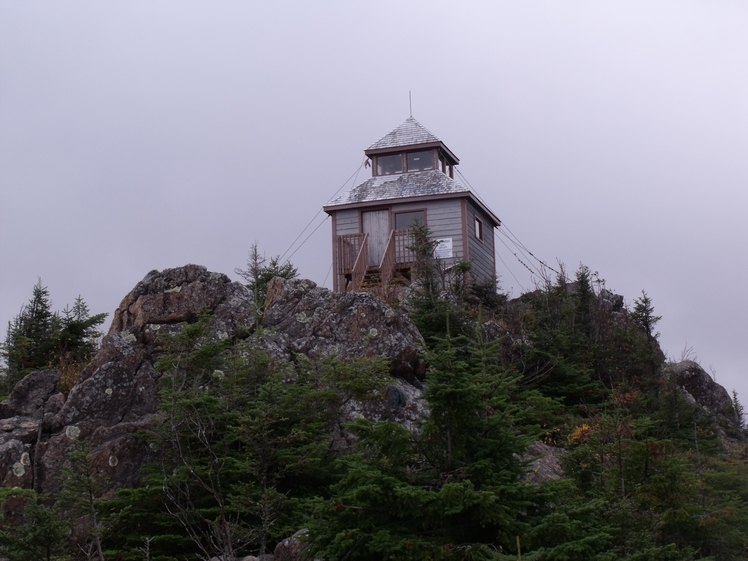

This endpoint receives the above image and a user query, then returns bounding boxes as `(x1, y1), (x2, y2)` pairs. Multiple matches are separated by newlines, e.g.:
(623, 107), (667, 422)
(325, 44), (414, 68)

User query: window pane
(377, 154), (403, 175)
(396, 211), (425, 229)
(474, 217), (483, 240)
(407, 150), (434, 172)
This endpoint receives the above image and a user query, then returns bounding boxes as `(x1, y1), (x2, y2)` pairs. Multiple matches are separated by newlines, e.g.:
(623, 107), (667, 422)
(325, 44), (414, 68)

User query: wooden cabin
(324, 117), (500, 292)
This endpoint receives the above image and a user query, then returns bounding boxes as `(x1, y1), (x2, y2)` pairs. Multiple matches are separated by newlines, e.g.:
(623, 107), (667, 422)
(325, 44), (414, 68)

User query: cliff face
(0, 265), (426, 492)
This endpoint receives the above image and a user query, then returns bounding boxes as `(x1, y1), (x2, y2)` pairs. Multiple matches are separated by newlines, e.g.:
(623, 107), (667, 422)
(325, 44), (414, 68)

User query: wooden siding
(391, 199), (464, 260)
(466, 202), (496, 283)
(334, 209), (359, 236)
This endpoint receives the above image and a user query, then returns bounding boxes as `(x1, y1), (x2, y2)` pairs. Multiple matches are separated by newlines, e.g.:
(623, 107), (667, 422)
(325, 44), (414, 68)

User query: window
(474, 217), (483, 241)
(377, 153), (403, 175)
(396, 210), (425, 230)
(375, 150), (436, 175)
(407, 150), (434, 172)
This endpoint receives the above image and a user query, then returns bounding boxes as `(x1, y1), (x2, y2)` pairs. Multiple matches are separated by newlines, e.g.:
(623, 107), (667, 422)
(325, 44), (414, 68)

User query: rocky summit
(0, 264), (426, 493)
(0, 265), (740, 494)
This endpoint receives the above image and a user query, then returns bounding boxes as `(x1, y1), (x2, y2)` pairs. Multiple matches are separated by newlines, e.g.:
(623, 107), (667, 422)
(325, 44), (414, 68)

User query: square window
(406, 150), (434, 172)
(377, 154), (403, 175)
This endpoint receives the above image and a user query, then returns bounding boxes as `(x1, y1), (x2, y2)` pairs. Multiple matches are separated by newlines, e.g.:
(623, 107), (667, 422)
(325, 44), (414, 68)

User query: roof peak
(366, 117), (442, 151)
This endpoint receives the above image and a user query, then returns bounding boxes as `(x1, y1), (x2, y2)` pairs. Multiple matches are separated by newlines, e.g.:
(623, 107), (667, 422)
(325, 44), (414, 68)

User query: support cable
(496, 228), (542, 277)
(278, 159), (366, 263)
(494, 229), (539, 279)
(284, 215), (330, 264)
(456, 166), (569, 282)
(500, 223), (568, 281)
(494, 243), (525, 292)
(322, 262), (333, 289)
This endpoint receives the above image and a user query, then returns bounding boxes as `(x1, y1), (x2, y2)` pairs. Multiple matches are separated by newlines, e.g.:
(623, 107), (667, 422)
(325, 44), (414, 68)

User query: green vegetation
(235, 243), (298, 315)
(1, 253), (747, 560)
(1, 280), (106, 392)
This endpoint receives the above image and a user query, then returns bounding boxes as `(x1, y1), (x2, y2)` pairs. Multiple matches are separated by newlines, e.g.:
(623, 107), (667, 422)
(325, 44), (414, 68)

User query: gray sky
(2, 2), (747, 399)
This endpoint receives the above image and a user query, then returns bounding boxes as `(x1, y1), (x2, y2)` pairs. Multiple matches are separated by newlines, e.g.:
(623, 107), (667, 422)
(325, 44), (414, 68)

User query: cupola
(364, 117), (459, 178)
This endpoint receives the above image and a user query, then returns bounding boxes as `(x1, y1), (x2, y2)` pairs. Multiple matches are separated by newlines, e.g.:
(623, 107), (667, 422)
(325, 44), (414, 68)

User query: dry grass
(56, 360), (87, 393)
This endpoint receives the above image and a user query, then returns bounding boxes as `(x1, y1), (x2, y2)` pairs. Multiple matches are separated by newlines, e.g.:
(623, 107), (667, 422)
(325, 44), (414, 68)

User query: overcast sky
(2, 2), (747, 399)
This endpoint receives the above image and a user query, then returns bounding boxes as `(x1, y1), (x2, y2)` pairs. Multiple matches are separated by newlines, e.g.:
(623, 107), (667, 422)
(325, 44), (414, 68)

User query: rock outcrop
(668, 360), (742, 438)
(273, 529), (309, 561)
(262, 277), (426, 384)
(522, 442), (564, 483)
(0, 265), (427, 492)
(108, 264), (256, 346)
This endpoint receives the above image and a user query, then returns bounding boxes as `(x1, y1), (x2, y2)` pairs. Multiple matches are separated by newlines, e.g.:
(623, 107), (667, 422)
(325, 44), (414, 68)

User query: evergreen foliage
(235, 243), (298, 315)
(58, 440), (123, 561)
(1, 280), (106, 390)
(0, 491), (68, 561)
(149, 315), (389, 559)
(2, 258), (748, 560)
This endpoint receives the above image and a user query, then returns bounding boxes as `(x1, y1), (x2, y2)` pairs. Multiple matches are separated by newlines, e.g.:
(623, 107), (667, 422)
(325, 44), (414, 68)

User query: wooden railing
(394, 228), (416, 267)
(337, 233), (364, 275)
(349, 233), (369, 292)
(379, 230), (396, 287)
(335, 229), (417, 291)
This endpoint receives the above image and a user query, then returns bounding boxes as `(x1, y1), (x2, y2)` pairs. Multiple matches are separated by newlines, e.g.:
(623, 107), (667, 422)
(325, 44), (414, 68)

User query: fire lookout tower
(324, 117), (500, 292)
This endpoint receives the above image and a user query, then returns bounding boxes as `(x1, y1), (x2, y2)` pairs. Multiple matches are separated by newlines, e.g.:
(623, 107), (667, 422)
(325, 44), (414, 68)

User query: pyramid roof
(366, 117), (441, 151)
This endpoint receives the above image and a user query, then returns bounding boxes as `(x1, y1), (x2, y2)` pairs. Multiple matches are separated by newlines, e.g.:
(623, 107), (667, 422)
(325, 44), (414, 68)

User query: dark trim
(461, 198), (469, 263)
(461, 198), (472, 286)
(491, 221), (496, 275)
(331, 212), (338, 292)
(325, 192), (500, 226)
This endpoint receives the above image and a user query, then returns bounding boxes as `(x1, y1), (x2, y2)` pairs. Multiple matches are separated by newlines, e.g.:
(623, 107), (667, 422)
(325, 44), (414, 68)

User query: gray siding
(391, 199), (464, 260)
(466, 202), (496, 283)
(335, 209), (359, 236)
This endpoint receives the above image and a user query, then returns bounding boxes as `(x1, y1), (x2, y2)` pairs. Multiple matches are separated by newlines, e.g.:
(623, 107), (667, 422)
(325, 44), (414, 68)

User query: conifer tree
(54, 296), (107, 366)
(0, 492), (68, 561)
(1, 282), (106, 389)
(58, 442), (114, 561)
(2, 280), (55, 377)
(630, 291), (661, 344)
(234, 243), (298, 315)
(153, 314), (388, 559)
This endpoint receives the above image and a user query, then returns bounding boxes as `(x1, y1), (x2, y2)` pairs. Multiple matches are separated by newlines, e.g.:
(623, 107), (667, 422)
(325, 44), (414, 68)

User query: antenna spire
(409, 91), (412, 118)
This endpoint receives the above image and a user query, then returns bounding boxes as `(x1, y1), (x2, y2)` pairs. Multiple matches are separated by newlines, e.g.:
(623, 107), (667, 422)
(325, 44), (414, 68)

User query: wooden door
(362, 210), (390, 267)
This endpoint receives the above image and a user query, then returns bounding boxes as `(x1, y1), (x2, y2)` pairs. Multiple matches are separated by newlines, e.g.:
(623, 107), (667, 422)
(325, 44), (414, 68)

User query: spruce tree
(630, 291), (661, 344)
(1, 280), (54, 377)
(1, 282), (106, 389)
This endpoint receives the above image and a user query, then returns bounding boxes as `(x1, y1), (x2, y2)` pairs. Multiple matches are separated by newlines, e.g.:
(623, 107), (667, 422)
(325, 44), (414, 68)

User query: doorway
(362, 210), (389, 267)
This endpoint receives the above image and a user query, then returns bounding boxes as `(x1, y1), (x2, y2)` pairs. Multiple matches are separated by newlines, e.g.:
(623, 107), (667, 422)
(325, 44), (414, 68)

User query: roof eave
(324, 192), (500, 226)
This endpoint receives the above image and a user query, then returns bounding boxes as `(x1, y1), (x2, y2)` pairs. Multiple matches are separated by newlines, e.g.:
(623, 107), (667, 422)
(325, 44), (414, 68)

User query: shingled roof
(324, 169), (500, 225)
(366, 117), (441, 151)
(327, 170), (467, 206)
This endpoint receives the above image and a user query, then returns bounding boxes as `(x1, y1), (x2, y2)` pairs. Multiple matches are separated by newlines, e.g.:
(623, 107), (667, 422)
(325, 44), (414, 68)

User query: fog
(1, 2), (746, 398)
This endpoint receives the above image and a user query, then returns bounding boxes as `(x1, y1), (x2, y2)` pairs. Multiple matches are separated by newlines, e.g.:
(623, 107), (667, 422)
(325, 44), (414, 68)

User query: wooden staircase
(336, 229), (417, 293)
